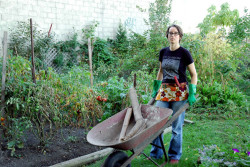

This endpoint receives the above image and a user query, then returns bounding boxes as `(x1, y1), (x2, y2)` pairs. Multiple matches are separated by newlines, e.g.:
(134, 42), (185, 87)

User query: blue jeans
(150, 100), (186, 160)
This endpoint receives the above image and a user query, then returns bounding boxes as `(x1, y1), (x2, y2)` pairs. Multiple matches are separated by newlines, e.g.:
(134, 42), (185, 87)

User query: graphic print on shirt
(162, 56), (180, 80)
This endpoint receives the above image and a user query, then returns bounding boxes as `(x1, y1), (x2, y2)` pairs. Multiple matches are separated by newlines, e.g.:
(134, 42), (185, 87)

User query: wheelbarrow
(87, 95), (198, 167)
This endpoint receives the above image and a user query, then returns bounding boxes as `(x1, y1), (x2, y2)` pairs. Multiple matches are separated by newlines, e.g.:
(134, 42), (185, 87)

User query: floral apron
(155, 82), (189, 102)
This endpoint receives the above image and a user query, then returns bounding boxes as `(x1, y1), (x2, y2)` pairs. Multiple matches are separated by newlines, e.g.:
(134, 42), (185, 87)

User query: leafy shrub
(200, 82), (244, 106)
(92, 38), (117, 66)
(1, 55), (105, 148)
(8, 20), (55, 70)
(119, 49), (159, 80)
(197, 33), (235, 83)
(111, 22), (129, 55)
(93, 60), (119, 82)
(95, 76), (130, 121)
(228, 8), (250, 44)
(127, 66), (157, 104)
(3, 56), (60, 147)
(128, 31), (148, 55)
(95, 67), (157, 121)
(181, 33), (205, 61)
(54, 32), (81, 69)
(192, 81), (248, 119)
(46, 65), (104, 127)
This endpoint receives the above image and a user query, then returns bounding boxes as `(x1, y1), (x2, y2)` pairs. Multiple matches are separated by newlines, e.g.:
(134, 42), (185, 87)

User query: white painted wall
(0, 0), (154, 57)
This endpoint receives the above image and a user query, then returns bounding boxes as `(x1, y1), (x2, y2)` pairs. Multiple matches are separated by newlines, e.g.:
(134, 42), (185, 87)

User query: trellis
(44, 48), (70, 73)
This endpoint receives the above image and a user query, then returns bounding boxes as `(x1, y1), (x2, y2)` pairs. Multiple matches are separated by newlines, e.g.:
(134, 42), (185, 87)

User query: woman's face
(168, 27), (181, 44)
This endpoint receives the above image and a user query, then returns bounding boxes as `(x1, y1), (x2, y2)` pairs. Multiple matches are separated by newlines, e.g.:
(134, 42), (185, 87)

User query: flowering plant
(198, 145), (249, 167)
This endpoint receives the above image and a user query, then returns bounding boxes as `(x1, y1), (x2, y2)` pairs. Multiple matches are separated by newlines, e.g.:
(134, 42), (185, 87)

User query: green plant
(26, 82), (61, 146)
(213, 3), (239, 30)
(127, 66), (156, 104)
(8, 20), (55, 70)
(3, 55), (61, 147)
(128, 31), (147, 54)
(92, 38), (117, 66)
(113, 0), (171, 77)
(181, 33), (204, 61)
(82, 21), (99, 40)
(190, 32), (238, 85)
(138, 0), (172, 39)
(112, 22), (129, 55)
(95, 76), (130, 121)
(198, 5), (217, 37)
(191, 81), (248, 119)
(228, 8), (250, 44)
(54, 32), (81, 69)
(5, 117), (32, 157)
(198, 145), (250, 167)
(198, 3), (239, 37)
(50, 65), (104, 127)
(94, 67), (157, 121)
(67, 136), (78, 143)
(198, 145), (233, 167)
(93, 61), (119, 82)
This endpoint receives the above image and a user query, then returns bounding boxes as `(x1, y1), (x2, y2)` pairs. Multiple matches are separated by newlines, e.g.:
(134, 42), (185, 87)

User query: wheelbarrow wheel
(103, 151), (131, 167)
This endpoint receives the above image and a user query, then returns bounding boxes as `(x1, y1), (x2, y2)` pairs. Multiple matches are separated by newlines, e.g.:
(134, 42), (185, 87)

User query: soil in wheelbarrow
(0, 126), (104, 167)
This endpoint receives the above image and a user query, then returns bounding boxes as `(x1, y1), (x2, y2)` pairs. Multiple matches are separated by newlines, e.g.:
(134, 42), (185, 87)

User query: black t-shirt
(159, 46), (194, 83)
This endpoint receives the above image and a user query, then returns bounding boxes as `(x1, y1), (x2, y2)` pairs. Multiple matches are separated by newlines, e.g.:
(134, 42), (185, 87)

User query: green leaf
(7, 141), (16, 149)
(17, 142), (24, 149)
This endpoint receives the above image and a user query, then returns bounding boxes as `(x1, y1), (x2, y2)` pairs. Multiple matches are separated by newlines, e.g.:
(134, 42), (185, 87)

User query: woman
(150, 24), (197, 164)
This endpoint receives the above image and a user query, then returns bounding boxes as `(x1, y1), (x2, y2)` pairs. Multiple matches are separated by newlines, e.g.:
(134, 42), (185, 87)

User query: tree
(137, 0), (172, 39)
(198, 5), (217, 37)
(228, 8), (250, 44)
(213, 3), (239, 35)
(113, 22), (129, 55)
(198, 3), (239, 36)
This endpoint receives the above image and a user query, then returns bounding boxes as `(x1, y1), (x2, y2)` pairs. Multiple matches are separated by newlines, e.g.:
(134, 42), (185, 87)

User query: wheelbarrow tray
(87, 104), (173, 150)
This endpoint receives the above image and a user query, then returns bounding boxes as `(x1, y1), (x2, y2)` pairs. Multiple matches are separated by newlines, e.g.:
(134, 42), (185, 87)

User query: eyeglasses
(168, 32), (179, 36)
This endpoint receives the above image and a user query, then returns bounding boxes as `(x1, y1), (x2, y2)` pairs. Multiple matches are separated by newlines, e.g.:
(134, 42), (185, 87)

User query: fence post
(1, 31), (7, 126)
(88, 38), (93, 87)
(30, 18), (36, 84)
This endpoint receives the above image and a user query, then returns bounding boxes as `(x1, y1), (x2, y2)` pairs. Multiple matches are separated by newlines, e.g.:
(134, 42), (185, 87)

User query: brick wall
(0, 0), (153, 57)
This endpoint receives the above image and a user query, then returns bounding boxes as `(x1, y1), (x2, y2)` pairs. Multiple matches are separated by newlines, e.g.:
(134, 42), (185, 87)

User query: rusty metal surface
(87, 104), (173, 150)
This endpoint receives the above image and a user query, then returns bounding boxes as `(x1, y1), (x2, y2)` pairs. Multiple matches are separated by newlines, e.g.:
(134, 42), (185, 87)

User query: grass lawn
(85, 118), (249, 167)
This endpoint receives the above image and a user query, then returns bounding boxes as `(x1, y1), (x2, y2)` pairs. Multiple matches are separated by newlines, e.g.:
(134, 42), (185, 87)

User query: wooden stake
(1, 31), (7, 118)
(88, 38), (93, 87)
(30, 18), (36, 84)
(48, 23), (53, 37)
(1, 31), (8, 136)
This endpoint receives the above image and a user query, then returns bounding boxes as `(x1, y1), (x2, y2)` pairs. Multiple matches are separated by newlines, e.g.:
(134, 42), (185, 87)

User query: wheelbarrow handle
(120, 95), (199, 167)
(146, 94), (199, 142)
(147, 98), (155, 105)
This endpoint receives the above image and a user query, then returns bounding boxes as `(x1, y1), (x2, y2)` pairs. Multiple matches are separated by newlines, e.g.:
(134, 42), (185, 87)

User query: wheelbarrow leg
(159, 133), (168, 162)
(150, 133), (168, 162)
(140, 152), (160, 167)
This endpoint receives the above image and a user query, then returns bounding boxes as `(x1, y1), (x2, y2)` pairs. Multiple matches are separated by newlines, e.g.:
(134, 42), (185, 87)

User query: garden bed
(0, 127), (103, 167)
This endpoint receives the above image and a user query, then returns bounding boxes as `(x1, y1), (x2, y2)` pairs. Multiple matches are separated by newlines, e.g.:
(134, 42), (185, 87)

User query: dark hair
(166, 24), (183, 42)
